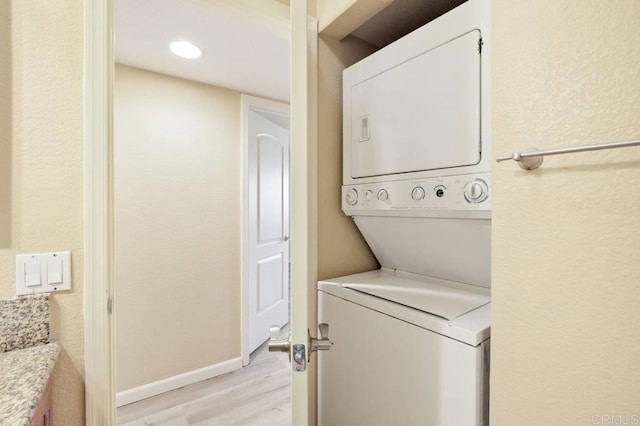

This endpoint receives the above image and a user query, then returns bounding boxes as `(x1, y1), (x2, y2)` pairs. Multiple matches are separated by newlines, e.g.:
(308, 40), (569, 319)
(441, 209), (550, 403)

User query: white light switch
(24, 262), (41, 287)
(47, 259), (63, 285)
(16, 252), (72, 296)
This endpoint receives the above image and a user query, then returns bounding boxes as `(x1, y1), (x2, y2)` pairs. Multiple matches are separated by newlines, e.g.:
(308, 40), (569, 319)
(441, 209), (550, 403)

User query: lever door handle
(268, 326), (291, 361)
(309, 323), (333, 361)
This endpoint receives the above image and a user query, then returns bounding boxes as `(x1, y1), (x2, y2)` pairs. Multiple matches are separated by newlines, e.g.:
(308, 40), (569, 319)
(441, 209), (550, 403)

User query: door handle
(283, 235), (290, 242)
(269, 324), (334, 372)
(269, 325), (307, 372)
(268, 325), (307, 371)
(268, 326), (291, 360)
(309, 323), (333, 361)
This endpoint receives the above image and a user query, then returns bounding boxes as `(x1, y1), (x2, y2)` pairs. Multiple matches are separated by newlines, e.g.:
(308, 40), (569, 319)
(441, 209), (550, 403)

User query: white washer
(317, 1), (492, 425)
(318, 269), (490, 426)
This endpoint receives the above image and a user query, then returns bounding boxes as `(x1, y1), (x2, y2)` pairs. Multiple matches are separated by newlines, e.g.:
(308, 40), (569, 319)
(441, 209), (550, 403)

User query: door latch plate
(292, 344), (306, 372)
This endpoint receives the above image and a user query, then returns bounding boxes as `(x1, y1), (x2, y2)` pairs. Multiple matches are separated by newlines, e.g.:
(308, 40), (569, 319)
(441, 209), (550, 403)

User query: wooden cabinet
(30, 379), (52, 426)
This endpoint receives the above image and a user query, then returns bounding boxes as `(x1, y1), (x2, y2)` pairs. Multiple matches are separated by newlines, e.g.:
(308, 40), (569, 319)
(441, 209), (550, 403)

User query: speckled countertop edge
(0, 342), (60, 426)
(0, 294), (50, 353)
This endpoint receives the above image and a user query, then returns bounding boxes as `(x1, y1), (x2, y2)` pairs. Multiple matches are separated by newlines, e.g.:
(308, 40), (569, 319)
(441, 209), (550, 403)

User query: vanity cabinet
(30, 379), (52, 426)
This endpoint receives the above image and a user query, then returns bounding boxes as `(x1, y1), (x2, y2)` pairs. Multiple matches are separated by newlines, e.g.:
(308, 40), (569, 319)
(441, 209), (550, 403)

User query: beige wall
(491, 1), (640, 424)
(0, 1), (85, 424)
(316, 0), (349, 25)
(317, 35), (378, 280)
(0, 0), (10, 248)
(114, 65), (241, 391)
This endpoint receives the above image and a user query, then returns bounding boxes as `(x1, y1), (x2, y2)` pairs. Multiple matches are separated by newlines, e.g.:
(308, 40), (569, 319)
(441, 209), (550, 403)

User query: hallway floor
(117, 340), (291, 425)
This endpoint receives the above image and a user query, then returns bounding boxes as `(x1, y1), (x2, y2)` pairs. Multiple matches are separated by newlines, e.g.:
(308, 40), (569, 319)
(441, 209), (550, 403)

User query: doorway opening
(241, 95), (291, 365)
(111, 0), (292, 424)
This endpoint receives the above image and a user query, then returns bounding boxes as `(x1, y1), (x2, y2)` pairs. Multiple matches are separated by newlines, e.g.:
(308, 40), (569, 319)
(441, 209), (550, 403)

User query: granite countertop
(0, 294), (50, 353)
(0, 342), (60, 426)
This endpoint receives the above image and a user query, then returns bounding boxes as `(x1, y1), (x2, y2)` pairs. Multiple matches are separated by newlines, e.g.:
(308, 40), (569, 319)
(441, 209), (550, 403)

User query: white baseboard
(116, 357), (243, 407)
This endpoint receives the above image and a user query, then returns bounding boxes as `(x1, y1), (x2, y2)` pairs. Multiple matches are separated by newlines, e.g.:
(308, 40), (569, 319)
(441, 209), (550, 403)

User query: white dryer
(318, 1), (492, 425)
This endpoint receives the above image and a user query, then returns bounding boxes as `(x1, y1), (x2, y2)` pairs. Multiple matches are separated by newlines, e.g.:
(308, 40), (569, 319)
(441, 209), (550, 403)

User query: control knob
(411, 186), (426, 200)
(377, 189), (389, 201)
(464, 180), (488, 203)
(345, 188), (358, 206)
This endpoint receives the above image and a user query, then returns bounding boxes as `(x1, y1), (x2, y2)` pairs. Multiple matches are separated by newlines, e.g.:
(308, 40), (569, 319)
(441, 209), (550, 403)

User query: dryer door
(349, 30), (481, 178)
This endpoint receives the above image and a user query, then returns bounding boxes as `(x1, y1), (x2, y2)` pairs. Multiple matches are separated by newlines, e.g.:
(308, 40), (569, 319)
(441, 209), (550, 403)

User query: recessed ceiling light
(169, 41), (202, 59)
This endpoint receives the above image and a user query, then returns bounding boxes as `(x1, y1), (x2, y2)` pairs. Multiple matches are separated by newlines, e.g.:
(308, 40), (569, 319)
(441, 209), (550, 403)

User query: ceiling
(115, 0), (290, 101)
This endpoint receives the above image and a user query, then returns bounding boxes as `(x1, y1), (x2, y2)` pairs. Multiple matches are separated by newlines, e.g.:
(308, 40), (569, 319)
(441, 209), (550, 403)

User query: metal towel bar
(496, 138), (640, 170)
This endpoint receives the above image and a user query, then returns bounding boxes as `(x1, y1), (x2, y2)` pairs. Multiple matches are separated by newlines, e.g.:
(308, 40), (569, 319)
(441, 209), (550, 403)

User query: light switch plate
(16, 252), (71, 296)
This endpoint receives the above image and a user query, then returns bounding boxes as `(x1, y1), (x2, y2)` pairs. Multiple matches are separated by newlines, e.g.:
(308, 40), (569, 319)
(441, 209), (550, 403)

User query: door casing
(241, 94), (291, 365)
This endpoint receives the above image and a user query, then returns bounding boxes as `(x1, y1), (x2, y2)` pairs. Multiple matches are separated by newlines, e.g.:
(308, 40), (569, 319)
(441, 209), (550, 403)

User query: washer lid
(338, 270), (489, 320)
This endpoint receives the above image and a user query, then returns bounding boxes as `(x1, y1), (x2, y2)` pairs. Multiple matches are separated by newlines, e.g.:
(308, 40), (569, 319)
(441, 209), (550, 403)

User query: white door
(248, 109), (290, 354)
(290, 1), (318, 424)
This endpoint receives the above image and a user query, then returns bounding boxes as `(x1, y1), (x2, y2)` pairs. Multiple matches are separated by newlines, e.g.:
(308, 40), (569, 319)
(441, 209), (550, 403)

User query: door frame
(84, 0), (291, 423)
(240, 94), (291, 366)
(84, 0), (115, 423)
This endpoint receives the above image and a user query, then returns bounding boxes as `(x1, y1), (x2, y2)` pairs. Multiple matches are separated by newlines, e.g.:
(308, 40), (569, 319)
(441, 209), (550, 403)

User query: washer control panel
(342, 173), (491, 213)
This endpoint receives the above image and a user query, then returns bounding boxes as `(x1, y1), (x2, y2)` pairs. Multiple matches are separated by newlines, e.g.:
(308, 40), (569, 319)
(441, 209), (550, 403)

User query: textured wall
(491, 1), (640, 424)
(0, 0), (10, 248)
(0, 0), (85, 424)
(317, 35), (378, 280)
(114, 65), (241, 391)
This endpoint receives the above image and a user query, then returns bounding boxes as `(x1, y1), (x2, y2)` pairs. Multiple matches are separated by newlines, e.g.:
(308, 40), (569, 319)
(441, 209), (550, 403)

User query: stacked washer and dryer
(317, 1), (491, 425)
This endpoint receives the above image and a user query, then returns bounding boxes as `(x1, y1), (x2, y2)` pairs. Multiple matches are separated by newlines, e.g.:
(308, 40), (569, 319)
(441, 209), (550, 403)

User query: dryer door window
(349, 30), (481, 179)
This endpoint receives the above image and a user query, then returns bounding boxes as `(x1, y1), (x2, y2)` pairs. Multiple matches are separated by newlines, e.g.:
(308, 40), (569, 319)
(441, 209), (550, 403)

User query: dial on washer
(345, 188), (358, 206)
(464, 180), (488, 203)
(411, 186), (426, 200)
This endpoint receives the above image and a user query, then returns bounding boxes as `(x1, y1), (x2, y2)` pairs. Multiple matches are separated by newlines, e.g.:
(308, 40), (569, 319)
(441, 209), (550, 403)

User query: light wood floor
(117, 339), (292, 425)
